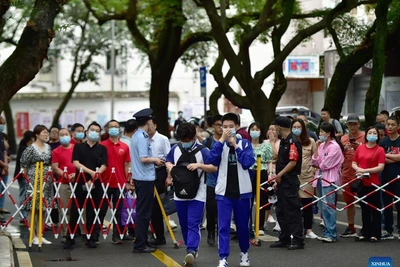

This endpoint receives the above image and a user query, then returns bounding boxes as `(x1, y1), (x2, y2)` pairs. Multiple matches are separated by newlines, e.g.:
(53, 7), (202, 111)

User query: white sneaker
(267, 215), (276, 223)
(273, 222), (281, 232)
(184, 251), (197, 265)
(258, 230), (265, 236)
(263, 222), (268, 231)
(218, 258), (228, 267)
(169, 220), (178, 229)
(32, 237), (52, 245)
(305, 232), (319, 239)
(230, 222), (236, 232)
(319, 220), (325, 228)
(239, 252), (250, 267)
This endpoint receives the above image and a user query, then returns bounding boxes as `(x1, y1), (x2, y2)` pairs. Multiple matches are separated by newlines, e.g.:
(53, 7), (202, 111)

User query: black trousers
(206, 185), (217, 233)
(381, 176), (400, 234)
(99, 187), (123, 236)
(134, 180), (155, 249)
(276, 176), (304, 245)
(359, 186), (382, 238)
(300, 198), (313, 230)
(68, 180), (102, 241)
(151, 167), (167, 240)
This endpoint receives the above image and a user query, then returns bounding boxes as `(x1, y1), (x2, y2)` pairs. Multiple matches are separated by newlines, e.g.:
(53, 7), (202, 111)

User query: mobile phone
(349, 137), (356, 144)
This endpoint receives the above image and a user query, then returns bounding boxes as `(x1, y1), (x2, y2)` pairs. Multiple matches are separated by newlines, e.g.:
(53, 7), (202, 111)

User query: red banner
(16, 112), (30, 137)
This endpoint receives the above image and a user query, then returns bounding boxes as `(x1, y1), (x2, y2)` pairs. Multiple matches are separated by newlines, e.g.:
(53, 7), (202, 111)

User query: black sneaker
(123, 234), (134, 241)
(63, 239), (76, 249)
(148, 237), (166, 246)
(112, 235), (123, 245)
(207, 231), (215, 246)
(86, 240), (97, 248)
(133, 246), (156, 253)
(340, 227), (357, 238)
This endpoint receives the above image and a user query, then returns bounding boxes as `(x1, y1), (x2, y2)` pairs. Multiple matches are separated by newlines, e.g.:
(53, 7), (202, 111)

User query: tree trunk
(209, 87), (222, 116)
(0, 0), (67, 113)
(4, 102), (16, 154)
(52, 83), (78, 126)
(364, 0), (390, 127)
(324, 46), (374, 119)
(149, 65), (175, 138)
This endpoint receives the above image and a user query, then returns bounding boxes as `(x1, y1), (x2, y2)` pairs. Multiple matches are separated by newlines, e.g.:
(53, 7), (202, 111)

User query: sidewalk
(0, 231), (14, 267)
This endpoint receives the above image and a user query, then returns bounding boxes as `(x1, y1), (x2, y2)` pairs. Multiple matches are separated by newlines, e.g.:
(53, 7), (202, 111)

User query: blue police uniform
(130, 108), (157, 253)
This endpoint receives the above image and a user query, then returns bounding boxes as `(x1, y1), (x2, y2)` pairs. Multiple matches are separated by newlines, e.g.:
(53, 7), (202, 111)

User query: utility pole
(110, 20), (115, 119)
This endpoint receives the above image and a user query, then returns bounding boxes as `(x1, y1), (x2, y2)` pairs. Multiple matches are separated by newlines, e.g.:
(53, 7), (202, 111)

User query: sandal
(370, 237), (378, 242)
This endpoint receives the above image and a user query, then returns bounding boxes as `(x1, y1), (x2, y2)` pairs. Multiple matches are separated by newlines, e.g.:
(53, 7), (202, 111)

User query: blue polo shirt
(130, 129), (155, 181)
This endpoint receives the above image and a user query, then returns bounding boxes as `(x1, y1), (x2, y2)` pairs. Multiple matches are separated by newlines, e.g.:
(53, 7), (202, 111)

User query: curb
(0, 231), (14, 267)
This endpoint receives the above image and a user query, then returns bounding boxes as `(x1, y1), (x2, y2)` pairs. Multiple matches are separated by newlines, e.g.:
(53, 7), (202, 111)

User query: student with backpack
(165, 122), (217, 266)
(207, 113), (255, 267)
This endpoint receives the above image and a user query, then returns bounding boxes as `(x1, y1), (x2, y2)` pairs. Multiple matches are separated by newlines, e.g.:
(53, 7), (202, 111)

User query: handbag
(350, 146), (379, 193)
(161, 187), (176, 215)
(120, 191), (136, 226)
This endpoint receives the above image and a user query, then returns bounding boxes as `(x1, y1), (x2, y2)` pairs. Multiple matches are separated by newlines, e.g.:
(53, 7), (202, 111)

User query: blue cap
(133, 108), (153, 121)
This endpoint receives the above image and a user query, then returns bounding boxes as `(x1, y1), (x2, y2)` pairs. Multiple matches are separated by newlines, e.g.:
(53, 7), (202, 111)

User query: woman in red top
(352, 126), (386, 242)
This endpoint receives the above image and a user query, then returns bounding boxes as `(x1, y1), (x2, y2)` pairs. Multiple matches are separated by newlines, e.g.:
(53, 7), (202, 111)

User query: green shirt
(251, 142), (273, 171)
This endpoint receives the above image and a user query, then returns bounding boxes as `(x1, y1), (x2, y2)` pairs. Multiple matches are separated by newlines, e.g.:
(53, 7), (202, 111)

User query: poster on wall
(30, 113), (41, 129)
(75, 110), (85, 126)
(16, 112), (30, 138)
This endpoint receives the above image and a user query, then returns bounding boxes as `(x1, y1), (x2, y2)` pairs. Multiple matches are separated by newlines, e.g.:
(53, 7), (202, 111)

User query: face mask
(88, 131), (99, 142)
(108, 127), (119, 137)
(250, 130), (260, 139)
(230, 128), (236, 137)
(181, 141), (193, 149)
(319, 135), (327, 142)
(292, 128), (302, 136)
(0, 125), (4, 132)
(75, 132), (85, 140)
(179, 113), (183, 118)
(60, 136), (71, 145)
(366, 135), (378, 142)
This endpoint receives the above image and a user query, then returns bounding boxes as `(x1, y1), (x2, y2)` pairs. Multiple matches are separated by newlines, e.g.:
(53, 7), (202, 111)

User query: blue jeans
(317, 179), (337, 240)
(0, 174), (8, 209)
(18, 177), (28, 219)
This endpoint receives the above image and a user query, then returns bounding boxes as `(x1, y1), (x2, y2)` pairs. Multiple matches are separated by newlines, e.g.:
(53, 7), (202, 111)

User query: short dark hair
(124, 119), (138, 133)
(291, 108), (299, 113)
(374, 123), (386, 131)
(71, 123), (84, 132)
(222, 113), (239, 125)
(206, 116), (213, 127)
(137, 117), (151, 127)
(212, 115), (223, 124)
(108, 119), (119, 126)
(321, 107), (331, 114)
(177, 122), (196, 140)
(380, 110), (390, 117)
(87, 121), (102, 131)
(151, 116), (157, 125)
(320, 122), (335, 138)
(365, 126), (381, 144)
(33, 124), (48, 136)
(387, 115), (400, 125)
(50, 125), (59, 131)
(393, 110), (400, 119)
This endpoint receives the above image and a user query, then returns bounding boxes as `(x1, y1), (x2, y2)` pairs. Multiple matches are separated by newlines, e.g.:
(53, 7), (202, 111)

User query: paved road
(1, 162), (400, 267)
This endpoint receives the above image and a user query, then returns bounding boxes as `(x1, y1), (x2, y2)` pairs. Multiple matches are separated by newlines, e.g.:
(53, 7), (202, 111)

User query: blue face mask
(0, 125), (4, 132)
(60, 136), (71, 145)
(250, 131), (260, 139)
(181, 141), (193, 149)
(75, 132), (85, 140)
(108, 127), (119, 137)
(230, 128), (236, 137)
(88, 131), (99, 142)
(319, 135), (327, 142)
(292, 128), (302, 136)
(366, 135), (378, 142)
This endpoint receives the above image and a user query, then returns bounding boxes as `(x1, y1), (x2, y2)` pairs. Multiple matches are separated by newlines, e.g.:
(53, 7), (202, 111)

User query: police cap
(133, 108), (153, 122)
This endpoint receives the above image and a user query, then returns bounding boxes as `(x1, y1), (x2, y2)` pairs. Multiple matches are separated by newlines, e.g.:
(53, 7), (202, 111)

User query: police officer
(130, 109), (164, 253)
(270, 116), (304, 250)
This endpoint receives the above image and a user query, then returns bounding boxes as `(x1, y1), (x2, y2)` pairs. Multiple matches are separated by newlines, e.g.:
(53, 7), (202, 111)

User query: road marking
(152, 249), (182, 267)
(16, 251), (32, 267)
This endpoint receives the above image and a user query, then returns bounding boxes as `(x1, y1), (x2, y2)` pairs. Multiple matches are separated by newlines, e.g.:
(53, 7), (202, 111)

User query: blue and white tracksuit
(206, 139), (255, 259)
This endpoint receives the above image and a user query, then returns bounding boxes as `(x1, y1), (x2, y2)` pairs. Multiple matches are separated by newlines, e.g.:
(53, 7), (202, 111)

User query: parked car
(276, 106), (321, 122)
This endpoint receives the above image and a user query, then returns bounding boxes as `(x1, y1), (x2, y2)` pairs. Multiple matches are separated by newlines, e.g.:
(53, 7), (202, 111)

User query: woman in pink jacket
(312, 123), (344, 243)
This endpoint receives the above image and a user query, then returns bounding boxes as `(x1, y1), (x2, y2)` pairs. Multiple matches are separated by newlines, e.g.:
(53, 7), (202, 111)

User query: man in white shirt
(147, 117), (172, 245)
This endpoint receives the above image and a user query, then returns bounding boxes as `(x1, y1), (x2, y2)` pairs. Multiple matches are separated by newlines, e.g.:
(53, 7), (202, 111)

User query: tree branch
(254, 0), (377, 83)
(327, 23), (345, 58)
(82, 0), (126, 25)
(178, 31), (214, 58)
(125, 0), (150, 54)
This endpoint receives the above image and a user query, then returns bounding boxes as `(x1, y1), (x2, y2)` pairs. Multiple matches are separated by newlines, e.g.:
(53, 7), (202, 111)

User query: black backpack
(171, 144), (205, 199)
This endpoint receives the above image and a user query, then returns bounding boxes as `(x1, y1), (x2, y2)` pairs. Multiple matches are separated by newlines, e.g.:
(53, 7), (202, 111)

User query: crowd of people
(0, 107), (400, 267)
